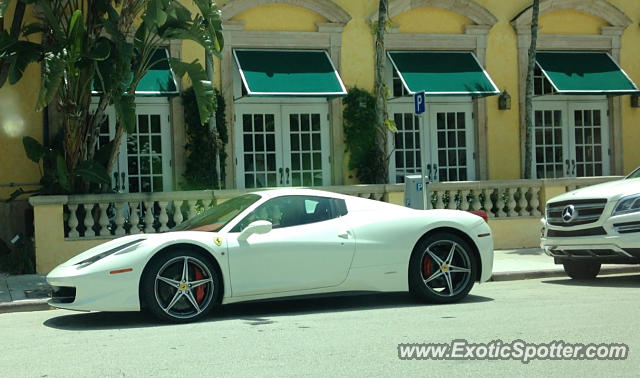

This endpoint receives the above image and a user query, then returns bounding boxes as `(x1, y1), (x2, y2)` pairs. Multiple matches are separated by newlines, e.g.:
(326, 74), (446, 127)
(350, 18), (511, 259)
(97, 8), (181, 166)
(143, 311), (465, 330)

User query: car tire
(408, 232), (478, 304)
(141, 248), (220, 323)
(562, 261), (601, 280)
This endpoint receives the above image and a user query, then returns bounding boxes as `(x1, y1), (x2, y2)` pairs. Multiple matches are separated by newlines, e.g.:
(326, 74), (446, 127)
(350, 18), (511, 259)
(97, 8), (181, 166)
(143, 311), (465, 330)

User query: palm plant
(0, 0), (223, 193)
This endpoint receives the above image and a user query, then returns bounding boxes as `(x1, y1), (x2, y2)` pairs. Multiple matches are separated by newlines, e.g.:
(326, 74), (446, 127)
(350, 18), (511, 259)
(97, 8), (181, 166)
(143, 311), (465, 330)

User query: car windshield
(172, 194), (261, 232)
(626, 167), (640, 179)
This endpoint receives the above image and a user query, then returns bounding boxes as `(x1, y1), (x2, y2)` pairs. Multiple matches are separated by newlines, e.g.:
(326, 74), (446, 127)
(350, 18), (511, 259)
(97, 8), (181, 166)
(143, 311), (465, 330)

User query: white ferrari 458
(47, 189), (494, 322)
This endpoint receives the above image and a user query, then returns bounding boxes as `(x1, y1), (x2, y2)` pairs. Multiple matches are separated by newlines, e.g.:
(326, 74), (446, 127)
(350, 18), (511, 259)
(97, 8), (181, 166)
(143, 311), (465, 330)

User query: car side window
(232, 195), (339, 232)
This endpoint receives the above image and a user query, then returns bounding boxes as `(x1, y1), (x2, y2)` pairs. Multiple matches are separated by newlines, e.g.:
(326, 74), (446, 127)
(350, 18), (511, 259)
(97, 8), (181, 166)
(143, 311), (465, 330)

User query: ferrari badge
(214, 237), (223, 246)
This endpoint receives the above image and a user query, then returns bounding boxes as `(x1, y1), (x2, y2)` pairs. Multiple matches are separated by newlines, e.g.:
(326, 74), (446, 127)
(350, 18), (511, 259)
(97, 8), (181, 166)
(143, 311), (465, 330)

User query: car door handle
(338, 231), (351, 239)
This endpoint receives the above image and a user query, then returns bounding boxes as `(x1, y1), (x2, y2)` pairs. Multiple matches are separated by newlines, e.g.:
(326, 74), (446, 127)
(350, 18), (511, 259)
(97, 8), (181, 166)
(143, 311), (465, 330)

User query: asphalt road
(1, 275), (639, 377)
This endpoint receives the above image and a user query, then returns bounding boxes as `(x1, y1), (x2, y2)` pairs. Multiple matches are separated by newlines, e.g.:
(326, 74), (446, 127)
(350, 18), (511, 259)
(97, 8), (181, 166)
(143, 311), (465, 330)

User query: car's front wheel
(408, 232), (478, 303)
(141, 248), (220, 323)
(563, 261), (601, 279)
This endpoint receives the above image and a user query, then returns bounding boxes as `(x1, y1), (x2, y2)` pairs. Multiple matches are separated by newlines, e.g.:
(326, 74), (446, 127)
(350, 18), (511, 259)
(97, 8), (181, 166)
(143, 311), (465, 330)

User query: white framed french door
(532, 100), (609, 179)
(234, 105), (281, 189)
(92, 99), (173, 193)
(389, 103), (422, 183)
(388, 102), (475, 183)
(234, 104), (330, 189)
(428, 104), (475, 182)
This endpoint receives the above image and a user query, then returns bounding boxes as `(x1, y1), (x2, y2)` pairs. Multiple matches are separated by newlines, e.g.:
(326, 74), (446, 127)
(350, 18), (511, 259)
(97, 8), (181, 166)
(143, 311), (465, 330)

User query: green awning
(536, 52), (639, 95)
(135, 48), (179, 96)
(92, 48), (179, 96)
(387, 51), (499, 97)
(233, 49), (347, 97)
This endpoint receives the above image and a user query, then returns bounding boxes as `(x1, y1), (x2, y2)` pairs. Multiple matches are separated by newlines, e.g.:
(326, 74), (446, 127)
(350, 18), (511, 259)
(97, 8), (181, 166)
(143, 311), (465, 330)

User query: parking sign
(414, 91), (425, 114)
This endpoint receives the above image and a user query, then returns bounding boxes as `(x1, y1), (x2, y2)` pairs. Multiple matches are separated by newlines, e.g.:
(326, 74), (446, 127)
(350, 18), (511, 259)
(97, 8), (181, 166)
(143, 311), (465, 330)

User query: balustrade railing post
(158, 201), (170, 232)
(67, 204), (79, 238)
(129, 201), (141, 234)
(173, 200), (184, 226)
(83, 203), (95, 237)
(460, 189), (470, 211)
(518, 186), (530, 216)
(530, 187), (542, 216)
(506, 187), (517, 217)
(495, 188), (506, 217)
(114, 202), (126, 236)
(144, 201), (155, 233)
(98, 203), (110, 236)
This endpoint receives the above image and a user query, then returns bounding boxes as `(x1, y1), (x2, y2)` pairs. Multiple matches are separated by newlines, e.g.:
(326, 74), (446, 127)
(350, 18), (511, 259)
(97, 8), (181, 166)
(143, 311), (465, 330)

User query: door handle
(338, 231), (351, 239)
(279, 167), (284, 185)
(426, 164), (431, 180)
(433, 164), (438, 180)
(571, 159), (576, 176)
(113, 172), (119, 192)
(285, 167), (290, 185)
(565, 159), (570, 175)
(120, 172), (126, 191)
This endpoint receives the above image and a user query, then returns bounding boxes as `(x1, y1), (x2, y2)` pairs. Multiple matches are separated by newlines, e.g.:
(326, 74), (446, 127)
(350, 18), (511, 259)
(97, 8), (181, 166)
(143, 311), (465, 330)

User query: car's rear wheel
(409, 232), (477, 303)
(563, 261), (601, 279)
(142, 249), (220, 323)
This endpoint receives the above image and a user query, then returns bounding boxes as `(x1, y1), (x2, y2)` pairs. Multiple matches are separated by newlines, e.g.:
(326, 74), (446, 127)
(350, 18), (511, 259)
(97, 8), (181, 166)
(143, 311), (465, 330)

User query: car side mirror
(238, 220), (272, 241)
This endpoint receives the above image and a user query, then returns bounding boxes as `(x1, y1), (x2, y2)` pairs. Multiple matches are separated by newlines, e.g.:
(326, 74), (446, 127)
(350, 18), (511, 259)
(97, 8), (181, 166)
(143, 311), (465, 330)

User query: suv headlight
(612, 194), (640, 216)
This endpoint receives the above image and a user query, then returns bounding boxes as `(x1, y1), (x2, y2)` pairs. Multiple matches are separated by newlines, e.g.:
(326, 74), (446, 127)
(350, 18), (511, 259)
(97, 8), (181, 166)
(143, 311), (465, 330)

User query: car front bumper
(46, 259), (146, 312)
(540, 215), (640, 264)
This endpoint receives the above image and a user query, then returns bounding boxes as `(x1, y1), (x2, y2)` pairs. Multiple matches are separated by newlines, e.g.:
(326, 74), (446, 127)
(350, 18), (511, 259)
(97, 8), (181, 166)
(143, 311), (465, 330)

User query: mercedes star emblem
(562, 205), (577, 223)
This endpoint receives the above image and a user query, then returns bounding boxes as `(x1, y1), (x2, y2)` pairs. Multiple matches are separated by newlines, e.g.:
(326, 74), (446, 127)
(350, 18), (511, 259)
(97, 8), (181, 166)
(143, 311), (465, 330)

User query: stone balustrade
(426, 180), (543, 218)
(30, 177), (622, 241)
(56, 185), (388, 240)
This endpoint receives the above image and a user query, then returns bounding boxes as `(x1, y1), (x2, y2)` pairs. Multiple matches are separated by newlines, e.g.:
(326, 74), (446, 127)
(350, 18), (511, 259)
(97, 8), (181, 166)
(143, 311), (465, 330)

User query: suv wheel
(563, 261), (601, 279)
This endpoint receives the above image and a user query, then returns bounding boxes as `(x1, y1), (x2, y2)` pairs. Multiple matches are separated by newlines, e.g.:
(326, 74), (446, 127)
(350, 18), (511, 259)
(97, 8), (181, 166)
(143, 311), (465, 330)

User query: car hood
(548, 178), (640, 204)
(58, 231), (223, 267)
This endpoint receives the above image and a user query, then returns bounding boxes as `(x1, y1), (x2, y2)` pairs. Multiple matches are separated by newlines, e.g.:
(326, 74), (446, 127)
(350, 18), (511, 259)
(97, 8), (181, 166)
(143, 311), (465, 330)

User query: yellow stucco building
(2, 0), (640, 197)
(4, 0), (640, 271)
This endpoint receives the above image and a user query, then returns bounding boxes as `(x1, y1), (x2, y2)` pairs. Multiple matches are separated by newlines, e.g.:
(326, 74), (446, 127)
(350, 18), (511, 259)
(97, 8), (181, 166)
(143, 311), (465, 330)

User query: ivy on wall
(343, 87), (387, 183)
(182, 87), (228, 190)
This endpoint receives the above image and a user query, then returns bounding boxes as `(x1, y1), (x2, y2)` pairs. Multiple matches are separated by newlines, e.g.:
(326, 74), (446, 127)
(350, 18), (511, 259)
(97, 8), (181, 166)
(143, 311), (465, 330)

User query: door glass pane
(534, 109), (564, 179)
(392, 112), (421, 183)
(126, 112), (167, 192)
(242, 113), (278, 189)
(574, 109), (605, 177)
(288, 112), (325, 187)
(435, 112), (469, 182)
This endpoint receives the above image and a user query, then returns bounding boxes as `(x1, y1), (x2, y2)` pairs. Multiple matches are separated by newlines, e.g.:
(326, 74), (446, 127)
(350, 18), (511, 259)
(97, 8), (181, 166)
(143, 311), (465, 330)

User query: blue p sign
(414, 91), (425, 115)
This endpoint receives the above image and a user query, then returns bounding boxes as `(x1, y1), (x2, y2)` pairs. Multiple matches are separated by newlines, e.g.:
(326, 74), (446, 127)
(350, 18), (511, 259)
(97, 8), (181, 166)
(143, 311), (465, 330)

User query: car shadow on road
(502, 248), (544, 256)
(43, 291), (493, 331)
(542, 273), (640, 288)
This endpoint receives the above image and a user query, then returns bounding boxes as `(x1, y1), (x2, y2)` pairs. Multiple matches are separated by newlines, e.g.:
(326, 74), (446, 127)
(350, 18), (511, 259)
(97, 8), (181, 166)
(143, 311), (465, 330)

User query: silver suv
(540, 167), (640, 279)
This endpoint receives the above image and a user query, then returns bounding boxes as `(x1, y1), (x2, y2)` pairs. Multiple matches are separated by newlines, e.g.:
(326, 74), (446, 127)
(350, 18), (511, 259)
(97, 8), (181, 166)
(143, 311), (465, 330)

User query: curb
(0, 299), (51, 314)
(490, 265), (640, 282)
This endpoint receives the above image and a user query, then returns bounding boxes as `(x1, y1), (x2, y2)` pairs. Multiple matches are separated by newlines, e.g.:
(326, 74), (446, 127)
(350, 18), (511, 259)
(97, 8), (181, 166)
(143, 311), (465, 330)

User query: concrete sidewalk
(1, 248), (639, 314)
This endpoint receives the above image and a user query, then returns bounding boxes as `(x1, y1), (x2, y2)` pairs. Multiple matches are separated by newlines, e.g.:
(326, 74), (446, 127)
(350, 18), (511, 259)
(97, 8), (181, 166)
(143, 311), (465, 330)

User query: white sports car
(47, 189), (494, 322)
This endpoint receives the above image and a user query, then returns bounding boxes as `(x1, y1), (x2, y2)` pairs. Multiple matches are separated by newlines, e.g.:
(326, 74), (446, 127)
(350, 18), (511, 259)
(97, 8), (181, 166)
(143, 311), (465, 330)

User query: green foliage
(170, 58), (215, 126)
(0, 234), (35, 275)
(343, 87), (387, 184)
(182, 87), (227, 190)
(0, 0), (10, 18)
(0, 0), (225, 191)
(6, 137), (110, 201)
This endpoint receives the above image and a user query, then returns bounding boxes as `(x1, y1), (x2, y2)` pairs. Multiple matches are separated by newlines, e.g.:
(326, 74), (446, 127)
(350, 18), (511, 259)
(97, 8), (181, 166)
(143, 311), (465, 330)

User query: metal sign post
(414, 91), (427, 209)
(414, 90), (425, 115)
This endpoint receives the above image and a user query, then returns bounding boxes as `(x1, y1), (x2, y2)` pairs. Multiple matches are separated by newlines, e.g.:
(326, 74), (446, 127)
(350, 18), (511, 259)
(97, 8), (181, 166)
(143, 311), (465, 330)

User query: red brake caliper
(422, 257), (433, 278)
(193, 266), (205, 304)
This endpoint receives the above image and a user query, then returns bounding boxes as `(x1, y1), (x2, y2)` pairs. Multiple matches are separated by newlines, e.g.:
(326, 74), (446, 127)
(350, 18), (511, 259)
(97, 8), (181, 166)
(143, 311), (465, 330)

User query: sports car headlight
(612, 194), (640, 216)
(75, 238), (145, 268)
